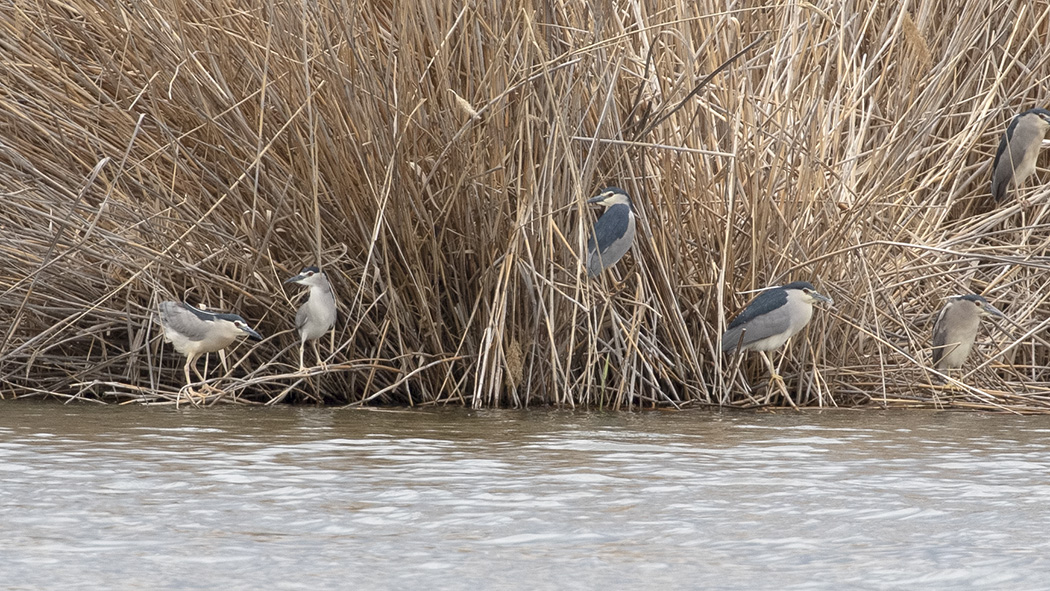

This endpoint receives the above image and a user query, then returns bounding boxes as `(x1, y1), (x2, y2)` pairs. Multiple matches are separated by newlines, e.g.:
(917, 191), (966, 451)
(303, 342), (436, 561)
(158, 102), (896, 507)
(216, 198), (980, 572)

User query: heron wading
(721, 282), (833, 396)
(992, 108), (1050, 202)
(286, 266), (338, 371)
(158, 301), (263, 392)
(931, 294), (1004, 371)
(585, 187), (636, 277)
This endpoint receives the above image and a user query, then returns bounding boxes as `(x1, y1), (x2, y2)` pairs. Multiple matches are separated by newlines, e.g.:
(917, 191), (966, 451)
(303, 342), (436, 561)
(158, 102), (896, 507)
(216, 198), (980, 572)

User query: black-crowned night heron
(931, 294), (1003, 370)
(158, 301), (263, 391)
(285, 266), (338, 371)
(721, 281), (833, 391)
(585, 187), (636, 277)
(992, 108), (1050, 202)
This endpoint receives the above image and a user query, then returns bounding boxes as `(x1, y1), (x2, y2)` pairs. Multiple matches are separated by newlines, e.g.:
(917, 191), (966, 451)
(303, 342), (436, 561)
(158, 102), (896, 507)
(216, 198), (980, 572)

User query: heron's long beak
(243, 327), (264, 341)
(586, 194), (607, 205)
(284, 273), (306, 284)
(813, 291), (834, 306)
(981, 303), (1005, 318)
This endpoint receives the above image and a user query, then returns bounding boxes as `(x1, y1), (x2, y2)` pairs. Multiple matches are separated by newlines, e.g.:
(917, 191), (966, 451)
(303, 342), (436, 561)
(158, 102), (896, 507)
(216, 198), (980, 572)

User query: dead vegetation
(2, 0), (1050, 411)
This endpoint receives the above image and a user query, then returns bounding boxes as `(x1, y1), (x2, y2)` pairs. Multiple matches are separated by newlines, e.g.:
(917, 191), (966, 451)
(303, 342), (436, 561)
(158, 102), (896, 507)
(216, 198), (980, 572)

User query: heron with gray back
(931, 294), (1003, 372)
(585, 187), (636, 277)
(286, 266), (338, 371)
(991, 108), (1050, 203)
(721, 281), (833, 404)
(158, 301), (263, 393)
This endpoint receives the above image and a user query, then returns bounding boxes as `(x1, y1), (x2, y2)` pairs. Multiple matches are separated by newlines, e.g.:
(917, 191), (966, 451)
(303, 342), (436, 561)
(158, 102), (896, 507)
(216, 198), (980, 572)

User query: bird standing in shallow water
(158, 301), (263, 393)
(585, 187), (636, 277)
(286, 266), (338, 371)
(932, 294), (1003, 371)
(721, 281), (833, 403)
(991, 108), (1050, 203)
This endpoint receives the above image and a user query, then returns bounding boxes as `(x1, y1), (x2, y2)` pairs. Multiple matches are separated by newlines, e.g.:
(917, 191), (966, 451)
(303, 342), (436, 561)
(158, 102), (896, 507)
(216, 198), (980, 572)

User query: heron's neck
(309, 282), (333, 299)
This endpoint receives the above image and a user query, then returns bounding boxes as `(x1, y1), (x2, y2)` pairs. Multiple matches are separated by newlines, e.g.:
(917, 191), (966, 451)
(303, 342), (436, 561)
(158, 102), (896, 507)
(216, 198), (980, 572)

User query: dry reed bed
(2, 0), (1050, 410)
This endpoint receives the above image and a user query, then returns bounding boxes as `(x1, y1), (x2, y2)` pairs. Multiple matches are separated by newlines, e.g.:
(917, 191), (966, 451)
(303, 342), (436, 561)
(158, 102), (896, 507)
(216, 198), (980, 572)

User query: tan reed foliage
(3, 0), (1050, 411)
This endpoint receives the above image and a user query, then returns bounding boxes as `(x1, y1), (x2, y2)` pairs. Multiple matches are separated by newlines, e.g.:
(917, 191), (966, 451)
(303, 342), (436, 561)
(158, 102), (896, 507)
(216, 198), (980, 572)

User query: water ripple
(2, 405), (1050, 589)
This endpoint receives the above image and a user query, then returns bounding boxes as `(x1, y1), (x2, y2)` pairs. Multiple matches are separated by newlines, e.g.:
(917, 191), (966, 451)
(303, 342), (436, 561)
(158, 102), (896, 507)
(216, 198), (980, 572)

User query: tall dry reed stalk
(2, 0), (1050, 411)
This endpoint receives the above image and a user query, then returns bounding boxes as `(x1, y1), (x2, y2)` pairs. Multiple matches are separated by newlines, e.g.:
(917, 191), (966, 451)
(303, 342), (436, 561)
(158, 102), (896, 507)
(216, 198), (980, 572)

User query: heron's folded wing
(159, 302), (212, 342)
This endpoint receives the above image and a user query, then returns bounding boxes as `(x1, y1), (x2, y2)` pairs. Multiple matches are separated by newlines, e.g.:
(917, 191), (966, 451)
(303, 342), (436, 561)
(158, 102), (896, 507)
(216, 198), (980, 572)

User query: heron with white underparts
(286, 266), (338, 371)
(157, 301), (263, 394)
(585, 187), (636, 277)
(721, 281), (833, 401)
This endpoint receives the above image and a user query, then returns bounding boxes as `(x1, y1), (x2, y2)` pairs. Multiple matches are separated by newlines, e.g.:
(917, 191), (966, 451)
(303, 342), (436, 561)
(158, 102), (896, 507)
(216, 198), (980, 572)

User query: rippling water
(2, 403), (1050, 590)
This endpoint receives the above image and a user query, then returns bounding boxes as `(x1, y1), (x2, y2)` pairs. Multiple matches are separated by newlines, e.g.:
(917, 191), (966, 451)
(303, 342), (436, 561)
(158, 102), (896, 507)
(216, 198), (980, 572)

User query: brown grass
(2, 0), (1050, 411)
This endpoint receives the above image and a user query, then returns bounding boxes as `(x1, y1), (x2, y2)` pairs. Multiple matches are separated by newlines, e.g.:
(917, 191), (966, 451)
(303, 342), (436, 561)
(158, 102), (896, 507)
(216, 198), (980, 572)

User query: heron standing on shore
(932, 294), (1004, 371)
(721, 281), (833, 403)
(286, 266), (338, 371)
(158, 301), (263, 392)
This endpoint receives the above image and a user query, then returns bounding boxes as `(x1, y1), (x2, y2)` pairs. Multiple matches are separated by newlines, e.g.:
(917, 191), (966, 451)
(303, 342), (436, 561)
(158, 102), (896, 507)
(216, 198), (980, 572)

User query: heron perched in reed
(585, 187), (636, 277)
(721, 282), (833, 392)
(991, 108), (1050, 202)
(286, 266), (338, 371)
(158, 301), (263, 391)
(931, 294), (1003, 370)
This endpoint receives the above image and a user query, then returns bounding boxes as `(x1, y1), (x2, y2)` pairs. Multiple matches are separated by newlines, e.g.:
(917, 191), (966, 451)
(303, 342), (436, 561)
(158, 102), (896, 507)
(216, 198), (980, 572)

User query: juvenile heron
(585, 187), (636, 277)
(991, 108), (1050, 202)
(721, 281), (833, 392)
(285, 266), (338, 371)
(158, 301), (263, 391)
(932, 294), (1003, 370)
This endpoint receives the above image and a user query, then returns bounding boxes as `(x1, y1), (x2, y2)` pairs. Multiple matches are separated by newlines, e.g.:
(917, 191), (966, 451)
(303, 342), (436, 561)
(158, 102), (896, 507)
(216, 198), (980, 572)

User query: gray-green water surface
(2, 403), (1049, 590)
